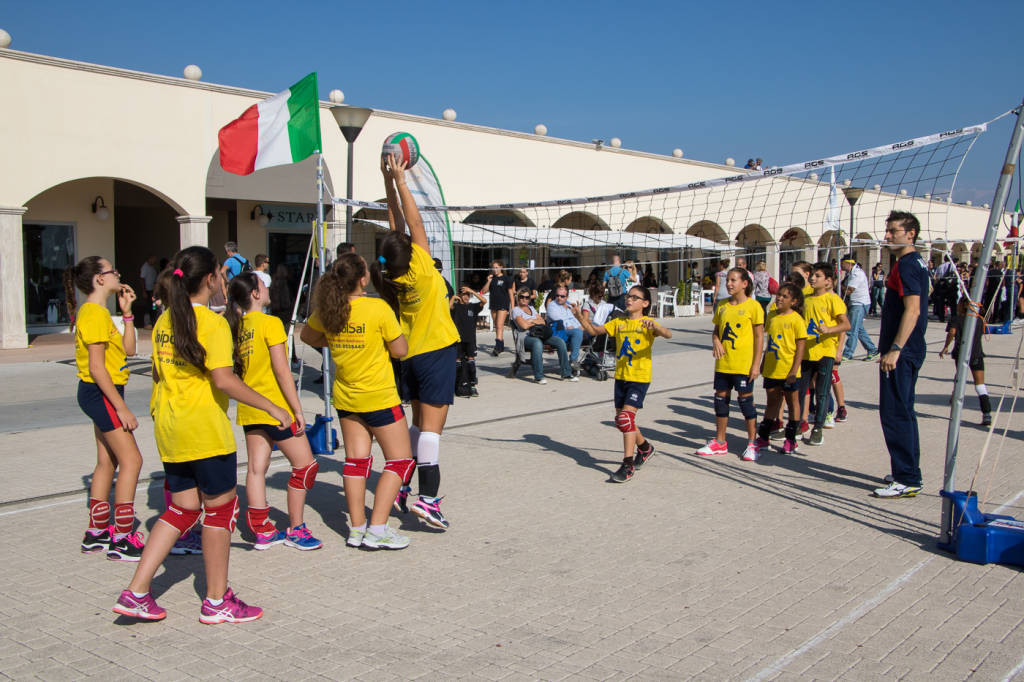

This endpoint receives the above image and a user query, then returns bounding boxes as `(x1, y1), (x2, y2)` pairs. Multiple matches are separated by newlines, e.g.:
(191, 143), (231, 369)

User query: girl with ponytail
(301, 252), (413, 549)
(225, 273), (322, 552)
(368, 153), (461, 530)
(114, 246), (291, 624)
(65, 255), (145, 561)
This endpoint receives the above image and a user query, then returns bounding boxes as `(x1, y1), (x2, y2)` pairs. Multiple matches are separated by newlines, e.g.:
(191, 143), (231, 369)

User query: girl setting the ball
(572, 286), (672, 483)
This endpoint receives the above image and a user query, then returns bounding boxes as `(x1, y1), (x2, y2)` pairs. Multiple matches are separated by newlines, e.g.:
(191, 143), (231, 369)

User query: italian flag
(218, 73), (322, 175)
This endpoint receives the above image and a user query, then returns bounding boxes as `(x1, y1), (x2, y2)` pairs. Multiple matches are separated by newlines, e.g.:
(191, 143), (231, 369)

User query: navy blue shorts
(163, 452), (237, 496)
(614, 380), (650, 410)
(763, 377), (799, 392)
(77, 381), (126, 432)
(337, 404), (406, 428)
(714, 372), (753, 394)
(243, 423), (296, 442)
(401, 344), (456, 405)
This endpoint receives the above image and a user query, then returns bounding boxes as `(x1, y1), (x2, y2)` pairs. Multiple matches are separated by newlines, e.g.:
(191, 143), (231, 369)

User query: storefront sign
(261, 204), (331, 230)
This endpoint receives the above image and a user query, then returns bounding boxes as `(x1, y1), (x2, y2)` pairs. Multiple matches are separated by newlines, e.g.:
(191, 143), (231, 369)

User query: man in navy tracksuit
(874, 211), (929, 498)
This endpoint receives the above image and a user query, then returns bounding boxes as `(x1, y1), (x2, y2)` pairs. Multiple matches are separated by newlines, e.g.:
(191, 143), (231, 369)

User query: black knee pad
(738, 394), (756, 420)
(785, 419), (799, 440)
(713, 394), (730, 417)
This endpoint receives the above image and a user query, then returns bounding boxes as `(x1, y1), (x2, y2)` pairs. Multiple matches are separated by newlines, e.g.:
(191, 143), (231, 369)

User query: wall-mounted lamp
(91, 196), (109, 221)
(250, 204), (270, 227)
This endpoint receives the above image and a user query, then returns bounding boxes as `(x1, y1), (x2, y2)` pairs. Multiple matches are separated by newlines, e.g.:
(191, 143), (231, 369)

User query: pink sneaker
(782, 438), (798, 454)
(754, 437), (771, 451)
(113, 589), (166, 621)
(199, 588), (263, 624)
(696, 440), (728, 456)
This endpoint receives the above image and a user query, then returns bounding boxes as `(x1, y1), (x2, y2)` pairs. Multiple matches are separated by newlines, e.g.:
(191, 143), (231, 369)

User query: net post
(939, 100), (1024, 546)
(315, 151), (333, 452)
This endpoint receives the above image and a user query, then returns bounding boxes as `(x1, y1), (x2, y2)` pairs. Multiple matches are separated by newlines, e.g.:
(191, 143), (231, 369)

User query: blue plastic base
(270, 414), (337, 455)
(938, 490), (1024, 566)
(985, 322), (1013, 335)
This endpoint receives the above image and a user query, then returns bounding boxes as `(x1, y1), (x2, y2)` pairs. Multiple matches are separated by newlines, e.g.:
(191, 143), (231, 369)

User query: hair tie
(377, 256), (386, 265)
(173, 268), (184, 278)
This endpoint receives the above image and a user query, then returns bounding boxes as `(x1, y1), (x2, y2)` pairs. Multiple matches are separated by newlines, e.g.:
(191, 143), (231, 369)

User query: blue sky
(3, 1), (1021, 204)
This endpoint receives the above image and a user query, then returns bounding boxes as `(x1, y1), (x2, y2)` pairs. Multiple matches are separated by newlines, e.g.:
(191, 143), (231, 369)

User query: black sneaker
(470, 386), (479, 397)
(982, 413), (993, 427)
(81, 527), (111, 553)
(835, 406), (848, 423)
(611, 460), (636, 483)
(107, 531), (145, 562)
(634, 443), (655, 468)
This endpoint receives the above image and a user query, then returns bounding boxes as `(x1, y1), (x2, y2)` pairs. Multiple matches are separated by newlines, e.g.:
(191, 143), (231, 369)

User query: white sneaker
(535, 378), (547, 385)
(346, 527), (366, 548)
(741, 442), (759, 462)
(361, 526), (410, 550)
(823, 412), (836, 429)
(696, 440), (728, 457)
(872, 481), (922, 498)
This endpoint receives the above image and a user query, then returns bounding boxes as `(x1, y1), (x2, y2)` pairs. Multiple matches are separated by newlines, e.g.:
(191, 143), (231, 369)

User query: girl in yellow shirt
(114, 246), (290, 624)
(699, 268), (765, 461)
(757, 283), (807, 457)
(64, 256), (144, 561)
(301, 253), (412, 550)
(369, 153), (461, 530)
(226, 273), (322, 552)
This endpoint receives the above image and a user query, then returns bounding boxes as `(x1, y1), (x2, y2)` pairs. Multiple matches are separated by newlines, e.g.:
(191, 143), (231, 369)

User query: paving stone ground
(1, 314), (1023, 680)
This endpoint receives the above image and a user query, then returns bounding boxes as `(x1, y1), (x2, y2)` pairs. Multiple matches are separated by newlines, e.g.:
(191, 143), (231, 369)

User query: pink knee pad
(615, 410), (637, 433)
(202, 497), (239, 531)
(383, 458), (415, 481)
(288, 459), (319, 490)
(343, 456), (372, 478)
(159, 503), (202, 536)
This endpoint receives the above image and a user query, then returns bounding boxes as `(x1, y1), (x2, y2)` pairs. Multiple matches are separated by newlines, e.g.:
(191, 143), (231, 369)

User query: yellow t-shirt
(307, 297), (403, 412)
(713, 298), (765, 375)
(236, 311), (294, 426)
(603, 317), (657, 383)
(394, 243), (459, 358)
(803, 292), (848, 361)
(763, 310), (808, 379)
(151, 306), (236, 463)
(74, 302), (129, 384)
(802, 284), (814, 297)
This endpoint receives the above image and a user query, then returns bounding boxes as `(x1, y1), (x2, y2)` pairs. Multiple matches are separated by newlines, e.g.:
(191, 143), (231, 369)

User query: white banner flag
(826, 166), (842, 233)
(402, 154), (454, 286)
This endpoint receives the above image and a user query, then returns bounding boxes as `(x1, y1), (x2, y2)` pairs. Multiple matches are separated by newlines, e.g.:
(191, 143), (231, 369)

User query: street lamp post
(842, 186), (864, 259)
(329, 106), (373, 245)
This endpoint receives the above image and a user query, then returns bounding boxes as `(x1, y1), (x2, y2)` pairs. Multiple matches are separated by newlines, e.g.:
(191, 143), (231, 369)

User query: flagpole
(315, 151), (333, 452)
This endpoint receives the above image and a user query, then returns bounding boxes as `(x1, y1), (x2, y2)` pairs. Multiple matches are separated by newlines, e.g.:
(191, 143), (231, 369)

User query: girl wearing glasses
(571, 286), (672, 483)
(64, 257), (146, 561)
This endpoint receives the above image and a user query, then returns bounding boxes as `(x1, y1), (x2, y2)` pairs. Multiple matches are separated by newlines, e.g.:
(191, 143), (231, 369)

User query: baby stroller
(579, 302), (623, 381)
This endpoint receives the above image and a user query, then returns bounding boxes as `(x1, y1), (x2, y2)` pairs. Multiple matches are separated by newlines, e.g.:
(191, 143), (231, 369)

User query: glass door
(24, 223), (75, 328)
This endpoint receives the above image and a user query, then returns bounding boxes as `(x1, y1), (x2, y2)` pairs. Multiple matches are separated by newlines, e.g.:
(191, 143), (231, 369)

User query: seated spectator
(510, 290), (572, 384)
(545, 284), (584, 374)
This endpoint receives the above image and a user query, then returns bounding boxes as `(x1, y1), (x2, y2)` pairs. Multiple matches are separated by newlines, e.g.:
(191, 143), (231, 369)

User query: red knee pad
(203, 497), (239, 532)
(615, 410), (637, 433)
(383, 458), (415, 482)
(832, 369), (841, 384)
(288, 459), (319, 490)
(159, 503), (202, 536)
(343, 456), (372, 478)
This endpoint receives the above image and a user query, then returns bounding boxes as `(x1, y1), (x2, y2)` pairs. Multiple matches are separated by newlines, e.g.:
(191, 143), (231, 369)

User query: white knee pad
(416, 431), (440, 467)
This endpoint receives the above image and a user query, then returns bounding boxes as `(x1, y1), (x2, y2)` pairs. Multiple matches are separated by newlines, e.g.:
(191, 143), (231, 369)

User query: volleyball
(382, 132), (420, 169)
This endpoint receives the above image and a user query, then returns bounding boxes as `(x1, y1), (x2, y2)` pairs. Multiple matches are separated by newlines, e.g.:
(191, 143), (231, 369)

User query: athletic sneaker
(754, 437), (771, 451)
(81, 527), (111, 553)
(253, 529), (286, 550)
(611, 461), (636, 483)
(411, 497), (450, 530)
(562, 375), (579, 382)
(535, 378), (548, 385)
(823, 412), (836, 429)
(393, 485), (411, 514)
(170, 529), (202, 555)
(284, 524), (322, 551)
(634, 442), (655, 468)
(769, 419), (785, 441)
(361, 525), (410, 550)
(742, 442), (760, 462)
(982, 413), (993, 427)
(199, 588), (263, 624)
(864, 351), (880, 362)
(835, 406), (848, 423)
(471, 386), (479, 397)
(696, 440), (728, 457)
(107, 530), (145, 562)
(781, 438), (798, 455)
(799, 421), (810, 435)
(804, 426), (824, 446)
(346, 526), (366, 548)
(873, 481), (922, 498)
(113, 589), (166, 621)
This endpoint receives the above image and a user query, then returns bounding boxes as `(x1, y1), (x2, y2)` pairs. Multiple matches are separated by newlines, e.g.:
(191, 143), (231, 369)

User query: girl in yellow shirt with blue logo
(572, 286), (672, 483)
(114, 246), (291, 624)
(301, 252), (413, 550)
(699, 268), (765, 461)
(64, 256), (145, 561)
(369, 153), (461, 530)
(226, 273), (322, 552)
(757, 282), (807, 457)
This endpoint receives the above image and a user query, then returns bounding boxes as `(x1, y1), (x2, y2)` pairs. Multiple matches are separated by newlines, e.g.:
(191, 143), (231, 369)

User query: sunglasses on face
(625, 294), (643, 301)
(99, 269), (119, 276)
(554, 294), (567, 299)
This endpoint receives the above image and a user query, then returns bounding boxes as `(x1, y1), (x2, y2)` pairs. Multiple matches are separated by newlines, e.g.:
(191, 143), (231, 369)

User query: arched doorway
(818, 230), (847, 265)
(779, 227), (812, 275)
(735, 223), (773, 269)
(625, 216), (672, 286)
(687, 220), (728, 281)
(550, 211), (610, 284)
(461, 210), (536, 284)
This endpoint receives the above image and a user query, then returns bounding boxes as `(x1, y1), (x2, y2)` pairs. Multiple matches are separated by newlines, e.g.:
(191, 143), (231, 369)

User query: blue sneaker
(284, 523), (322, 551)
(253, 529), (286, 551)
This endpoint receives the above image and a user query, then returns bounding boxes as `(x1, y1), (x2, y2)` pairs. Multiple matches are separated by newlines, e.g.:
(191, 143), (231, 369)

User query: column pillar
(765, 242), (780, 281)
(0, 206), (29, 349)
(176, 215), (212, 249)
(868, 244), (882, 270)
